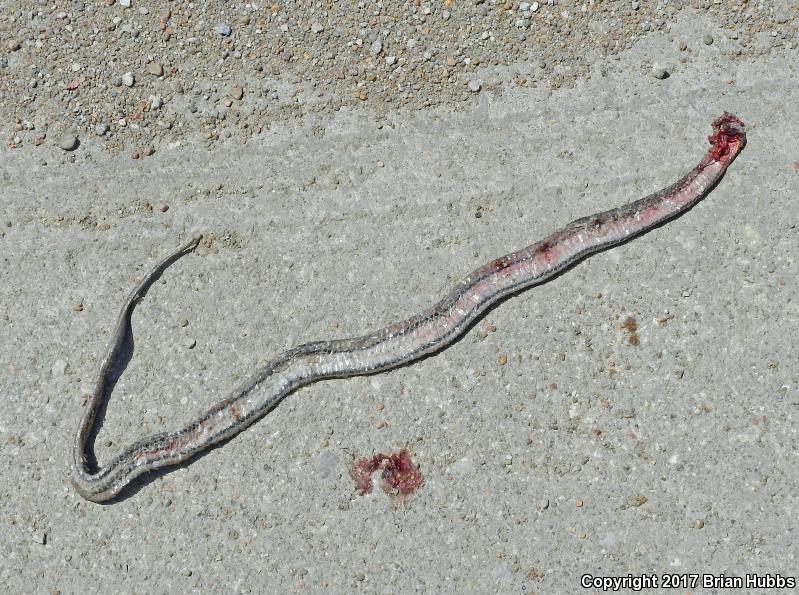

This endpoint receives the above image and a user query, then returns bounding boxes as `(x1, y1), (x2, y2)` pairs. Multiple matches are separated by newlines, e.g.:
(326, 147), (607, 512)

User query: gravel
(0, 1), (795, 155)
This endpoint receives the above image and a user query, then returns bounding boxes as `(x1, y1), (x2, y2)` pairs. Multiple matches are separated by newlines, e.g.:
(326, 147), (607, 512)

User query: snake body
(73, 114), (746, 502)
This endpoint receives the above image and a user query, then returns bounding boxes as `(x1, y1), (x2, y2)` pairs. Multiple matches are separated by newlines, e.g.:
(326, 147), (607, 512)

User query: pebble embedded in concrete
(57, 133), (79, 151)
(652, 65), (669, 79)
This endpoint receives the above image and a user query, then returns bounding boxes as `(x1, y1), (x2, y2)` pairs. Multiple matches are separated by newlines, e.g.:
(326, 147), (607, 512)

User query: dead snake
(72, 113), (746, 502)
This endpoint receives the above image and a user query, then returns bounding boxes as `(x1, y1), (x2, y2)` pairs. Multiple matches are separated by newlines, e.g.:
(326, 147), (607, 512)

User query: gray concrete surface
(1, 12), (797, 595)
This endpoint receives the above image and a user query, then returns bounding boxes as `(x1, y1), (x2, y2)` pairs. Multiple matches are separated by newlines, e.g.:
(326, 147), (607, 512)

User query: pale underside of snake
(72, 114), (747, 502)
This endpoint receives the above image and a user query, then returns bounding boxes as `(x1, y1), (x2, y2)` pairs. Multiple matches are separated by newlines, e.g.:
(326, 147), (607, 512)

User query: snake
(72, 113), (746, 502)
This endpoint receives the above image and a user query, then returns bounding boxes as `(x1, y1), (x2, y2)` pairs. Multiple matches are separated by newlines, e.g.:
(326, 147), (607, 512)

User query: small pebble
(146, 62), (163, 76)
(157, 202), (169, 212)
(141, 145), (154, 157)
(229, 84), (244, 100)
(652, 65), (669, 79)
(119, 0), (131, 6)
(184, 337), (197, 349)
(369, 39), (383, 56)
(703, 34), (714, 46)
(468, 79), (482, 93)
(678, 40), (688, 51)
(57, 133), (79, 151)
(311, 22), (324, 34)
(215, 23), (232, 36)
(31, 531), (47, 545)
(179, 318), (189, 327)
(7, 39), (21, 51)
(385, 56), (396, 66)
(121, 72), (135, 87)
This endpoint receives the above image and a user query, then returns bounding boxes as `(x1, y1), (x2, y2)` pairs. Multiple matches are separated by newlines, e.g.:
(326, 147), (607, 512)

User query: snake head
(707, 112), (746, 162)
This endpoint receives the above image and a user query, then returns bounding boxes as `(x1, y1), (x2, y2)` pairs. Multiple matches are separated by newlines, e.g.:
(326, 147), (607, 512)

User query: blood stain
(350, 449), (424, 499)
(534, 240), (552, 258)
(492, 257), (509, 271)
